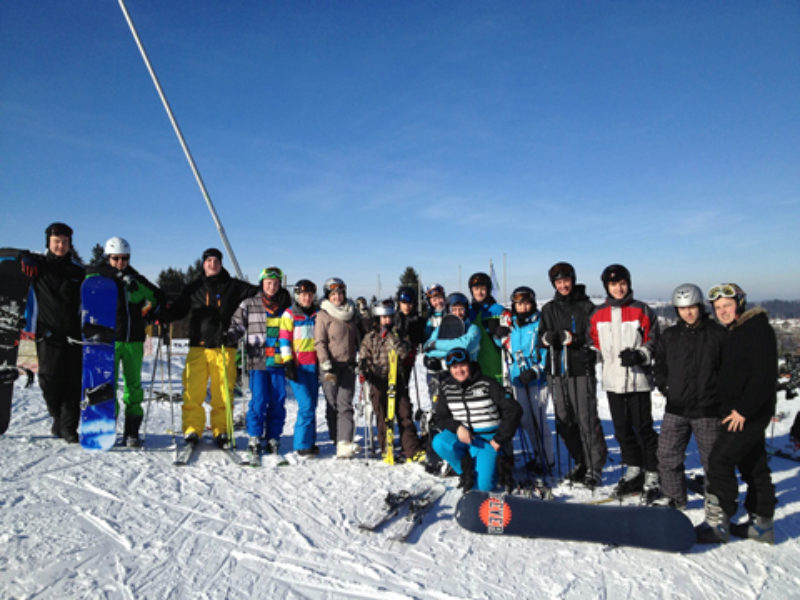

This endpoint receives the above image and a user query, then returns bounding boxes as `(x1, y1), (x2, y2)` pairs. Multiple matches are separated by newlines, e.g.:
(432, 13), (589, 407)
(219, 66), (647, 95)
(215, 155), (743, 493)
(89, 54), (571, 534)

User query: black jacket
(434, 366), (521, 446)
(717, 308), (777, 424)
(165, 268), (258, 348)
(539, 284), (596, 376)
(25, 250), (85, 343)
(654, 313), (728, 418)
(88, 263), (164, 343)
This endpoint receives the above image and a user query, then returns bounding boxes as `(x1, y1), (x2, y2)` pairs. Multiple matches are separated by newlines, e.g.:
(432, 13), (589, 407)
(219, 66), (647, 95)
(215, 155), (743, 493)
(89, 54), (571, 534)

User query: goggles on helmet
(445, 348), (469, 366)
(707, 284), (740, 302)
(260, 267), (283, 281)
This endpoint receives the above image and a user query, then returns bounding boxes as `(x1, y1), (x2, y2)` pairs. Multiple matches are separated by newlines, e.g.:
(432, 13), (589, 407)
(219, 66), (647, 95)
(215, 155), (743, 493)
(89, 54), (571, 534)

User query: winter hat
(202, 248), (223, 262)
(601, 264), (630, 293)
(45, 222), (73, 247)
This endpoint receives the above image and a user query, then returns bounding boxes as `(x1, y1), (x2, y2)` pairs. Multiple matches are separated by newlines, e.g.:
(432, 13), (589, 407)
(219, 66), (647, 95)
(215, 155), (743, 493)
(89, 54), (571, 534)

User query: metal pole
(117, 0), (244, 279)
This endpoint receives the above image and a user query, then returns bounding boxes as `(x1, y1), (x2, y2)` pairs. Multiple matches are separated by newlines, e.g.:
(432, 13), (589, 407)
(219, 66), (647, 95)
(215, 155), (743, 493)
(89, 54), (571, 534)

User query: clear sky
(2, 1), (799, 302)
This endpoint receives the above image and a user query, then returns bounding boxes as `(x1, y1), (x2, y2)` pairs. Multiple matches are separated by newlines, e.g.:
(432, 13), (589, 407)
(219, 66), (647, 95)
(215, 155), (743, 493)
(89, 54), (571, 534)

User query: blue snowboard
(79, 276), (118, 451)
(456, 490), (696, 552)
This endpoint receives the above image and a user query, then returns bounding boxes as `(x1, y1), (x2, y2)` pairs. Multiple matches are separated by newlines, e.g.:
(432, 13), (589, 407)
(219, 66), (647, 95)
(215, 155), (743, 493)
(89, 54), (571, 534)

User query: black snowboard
(455, 490), (695, 552)
(0, 251), (31, 434)
(438, 314), (465, 340)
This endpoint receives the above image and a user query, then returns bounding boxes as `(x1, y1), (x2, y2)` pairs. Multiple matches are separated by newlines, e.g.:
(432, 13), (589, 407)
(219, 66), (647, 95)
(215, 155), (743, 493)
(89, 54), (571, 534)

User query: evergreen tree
(87, 243), (106, 270)
(398, 266), (421, 302)
(157, 267), (187, 300)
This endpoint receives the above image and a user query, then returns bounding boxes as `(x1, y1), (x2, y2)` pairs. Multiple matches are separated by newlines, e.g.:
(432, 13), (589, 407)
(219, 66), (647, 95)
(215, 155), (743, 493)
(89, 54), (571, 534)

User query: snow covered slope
(1, 351), (799, 599)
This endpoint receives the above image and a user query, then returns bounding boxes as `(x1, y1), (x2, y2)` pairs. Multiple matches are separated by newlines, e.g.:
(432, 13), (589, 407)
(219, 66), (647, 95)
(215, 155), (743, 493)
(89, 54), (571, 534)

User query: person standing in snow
(314, 277), (361, 458)
(226, 266), (292, 456)
(360, 298), (425, 462)
(653, 283), (727, 510)
(467, 272), (506, 384)
(695, 283), (777, 545)
(505, 286), (553, 476)
(540, 262), (607, 487)
(87, 236), (164, 446)
(279, 279), (321, 456)
(589, 264), (660, 502)
(432, 347), (521, 491)
(17, 222), (84, 442)
(164, 248), (258, 447)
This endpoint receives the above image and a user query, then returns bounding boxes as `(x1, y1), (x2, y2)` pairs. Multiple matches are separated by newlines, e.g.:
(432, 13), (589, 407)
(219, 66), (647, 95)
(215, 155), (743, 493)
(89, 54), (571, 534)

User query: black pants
(36, 339), (82, 437)
(607, 391), (659, 472)
(706, 419), (776, 518)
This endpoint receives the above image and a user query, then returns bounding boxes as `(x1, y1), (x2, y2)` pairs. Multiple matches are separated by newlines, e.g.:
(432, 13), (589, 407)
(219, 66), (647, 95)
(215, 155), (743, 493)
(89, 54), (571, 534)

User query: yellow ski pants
(181, 346), (237, 437)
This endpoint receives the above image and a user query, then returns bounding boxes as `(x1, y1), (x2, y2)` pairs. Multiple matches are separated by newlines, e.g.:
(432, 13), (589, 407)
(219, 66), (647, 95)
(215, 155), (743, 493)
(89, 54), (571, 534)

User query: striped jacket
(434, 368), (521, 445)
(228, 289), (291, 370)
(279, 302), (318, 368)
(590, 293), (659, 393)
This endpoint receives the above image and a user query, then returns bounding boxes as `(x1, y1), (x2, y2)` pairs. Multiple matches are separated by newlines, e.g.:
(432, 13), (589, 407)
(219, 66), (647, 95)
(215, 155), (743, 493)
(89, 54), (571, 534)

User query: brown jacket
(360, 326), (409, 381)
(314, 299), (360, 369)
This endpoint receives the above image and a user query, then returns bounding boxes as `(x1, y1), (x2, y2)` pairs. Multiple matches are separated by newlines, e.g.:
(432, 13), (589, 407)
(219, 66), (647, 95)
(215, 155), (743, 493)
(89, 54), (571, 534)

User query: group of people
(11, 222), (779, 547)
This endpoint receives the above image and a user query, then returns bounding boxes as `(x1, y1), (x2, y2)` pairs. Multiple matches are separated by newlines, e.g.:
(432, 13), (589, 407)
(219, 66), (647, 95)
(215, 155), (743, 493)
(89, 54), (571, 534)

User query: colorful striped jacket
(228, 289), (291, 370)
(279, 302), (319, 368)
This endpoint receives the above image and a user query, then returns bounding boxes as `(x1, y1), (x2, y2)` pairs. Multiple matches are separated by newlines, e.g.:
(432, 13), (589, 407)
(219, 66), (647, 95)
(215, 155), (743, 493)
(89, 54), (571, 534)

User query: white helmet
(371, 298), (396, 317)
(104, 236), (131, 256)
(671, 283), (703, 308)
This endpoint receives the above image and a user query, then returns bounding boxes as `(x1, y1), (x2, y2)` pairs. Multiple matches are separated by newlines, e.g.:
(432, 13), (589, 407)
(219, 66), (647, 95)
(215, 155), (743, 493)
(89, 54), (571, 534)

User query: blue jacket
(426, 319), (481, 362)
(508, 312), (546, 386)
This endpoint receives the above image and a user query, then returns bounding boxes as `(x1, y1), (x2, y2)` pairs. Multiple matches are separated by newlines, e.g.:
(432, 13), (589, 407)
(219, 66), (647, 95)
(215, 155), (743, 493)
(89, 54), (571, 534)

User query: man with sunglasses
(695, 284), (777, 544)
(165, 248), (258, 448)
(226, 266), (292, 456)
(431, 347), (521, 491)
(87, 237), (164, 446)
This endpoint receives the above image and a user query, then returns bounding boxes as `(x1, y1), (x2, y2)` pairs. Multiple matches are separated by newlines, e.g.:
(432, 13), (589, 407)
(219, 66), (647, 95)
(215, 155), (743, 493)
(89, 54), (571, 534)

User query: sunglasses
(445, 348), (469, 366)
(109, 255), (129, 262)
(707, 284), (738, 302)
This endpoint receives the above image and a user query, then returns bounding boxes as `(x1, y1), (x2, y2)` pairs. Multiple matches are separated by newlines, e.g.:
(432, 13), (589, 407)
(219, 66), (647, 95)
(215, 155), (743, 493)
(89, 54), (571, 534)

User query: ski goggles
(426, 284), (445, 299)
(398, 290), (415, 303)
(295, 280), (317, 294)
(445, 348), (469, 366)
(707, 284), (741, 302)
(260, 267), (283, 281)
(328, 281), (346, 292)
(511, 290), (534, 303)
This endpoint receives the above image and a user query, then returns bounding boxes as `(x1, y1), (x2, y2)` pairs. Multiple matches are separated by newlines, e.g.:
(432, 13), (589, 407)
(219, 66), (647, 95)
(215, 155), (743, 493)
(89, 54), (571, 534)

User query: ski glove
(619, 348), (647, 367)
(284, 361), (298, 382)
(20, 253), (39, 277)
(220, 331), (239, 347)
(518, 367), (541, 386)
(119, 272), (140, 293)
(540, 330), (559, 348)
(423, 356), (442, 371)
(494, 325), (510, 339)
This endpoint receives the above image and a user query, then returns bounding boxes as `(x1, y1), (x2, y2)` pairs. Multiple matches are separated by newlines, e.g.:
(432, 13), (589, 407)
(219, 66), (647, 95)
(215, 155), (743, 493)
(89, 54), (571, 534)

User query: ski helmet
(446, 292), (469, 310)
(397, 286), (416, 305)
(671, 283), (704, 308)
(323, 277), (346, 299)
(601, 264), (631, 292)
(468, 272), (492, 290)
(707, 283), (747, 314)
(293, 279), (317, 301)
(371, 298), (396, 317)
(259, 266), (283, 281)
(45, 222), (73, 247)
(510, 286), (537, 310)
(425, 283), (445, 299)
(104, 236), (131, 256)
(356, 296), (368, 311)
(548, 262), (576, 285)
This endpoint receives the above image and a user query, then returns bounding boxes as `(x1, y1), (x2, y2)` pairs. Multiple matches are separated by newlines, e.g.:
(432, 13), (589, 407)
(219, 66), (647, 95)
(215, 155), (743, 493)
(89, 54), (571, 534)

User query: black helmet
(45, 222), (73, 247)
(396, 286), (416, 305)
(548, 262), (575, 285)
(468, 272), (492, 290)
(601, 264), (631, 292)
(293, 279), (317, 302)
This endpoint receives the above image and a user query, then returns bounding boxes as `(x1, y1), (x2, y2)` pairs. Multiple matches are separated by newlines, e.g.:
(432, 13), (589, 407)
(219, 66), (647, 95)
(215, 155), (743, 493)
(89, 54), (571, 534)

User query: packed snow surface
(1, 348), (799, 599)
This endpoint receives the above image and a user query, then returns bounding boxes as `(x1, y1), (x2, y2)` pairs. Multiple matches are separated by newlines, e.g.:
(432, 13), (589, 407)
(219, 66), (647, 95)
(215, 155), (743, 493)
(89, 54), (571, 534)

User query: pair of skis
(173, 436), (249, 466)
(358, 481), (446, 542)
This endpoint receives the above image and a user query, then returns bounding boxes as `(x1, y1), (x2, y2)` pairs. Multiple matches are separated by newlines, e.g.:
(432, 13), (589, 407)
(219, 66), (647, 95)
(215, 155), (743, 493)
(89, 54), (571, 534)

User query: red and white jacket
(590, 294), (659, 393)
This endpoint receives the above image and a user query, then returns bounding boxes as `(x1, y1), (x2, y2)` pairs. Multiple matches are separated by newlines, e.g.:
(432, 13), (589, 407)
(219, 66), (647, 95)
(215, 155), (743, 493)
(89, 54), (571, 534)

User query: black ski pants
(36, 338), (82, 437)
(607, 391), (659, 472)
(706, 419), (776, 519)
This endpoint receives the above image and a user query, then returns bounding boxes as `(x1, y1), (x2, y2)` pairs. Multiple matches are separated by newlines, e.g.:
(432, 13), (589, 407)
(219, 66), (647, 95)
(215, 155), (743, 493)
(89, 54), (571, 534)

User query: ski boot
(612, 465), (644, 498)
(123, 415), (143, 448)
(694, 493), (730, 544)
(265, 438), (280, 455)
(213, 432), (229, 449)
(296, 445), (320, 457)
(336, 440), (360, 459)
(564, 463), (587, 484)
(458, 454), (476, 492)
(730, 513), (774, 544)
(641, 471), (661, 505)
(583, 469), (602, 489)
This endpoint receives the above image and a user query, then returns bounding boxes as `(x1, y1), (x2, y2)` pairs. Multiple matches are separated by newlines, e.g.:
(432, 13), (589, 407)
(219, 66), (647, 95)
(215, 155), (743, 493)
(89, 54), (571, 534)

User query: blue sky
(2, 1), (799, 302)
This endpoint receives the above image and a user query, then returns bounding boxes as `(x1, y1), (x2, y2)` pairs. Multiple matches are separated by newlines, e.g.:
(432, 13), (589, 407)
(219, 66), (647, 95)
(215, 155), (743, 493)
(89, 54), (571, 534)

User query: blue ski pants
(247, 368), (287, 441)
(289, 365), (319, 451)
(433, 429), (499, 491)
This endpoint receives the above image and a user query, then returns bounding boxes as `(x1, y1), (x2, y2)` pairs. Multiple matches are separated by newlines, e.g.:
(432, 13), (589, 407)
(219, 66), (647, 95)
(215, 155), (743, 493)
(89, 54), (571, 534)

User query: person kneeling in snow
(432, 347), (521, 491)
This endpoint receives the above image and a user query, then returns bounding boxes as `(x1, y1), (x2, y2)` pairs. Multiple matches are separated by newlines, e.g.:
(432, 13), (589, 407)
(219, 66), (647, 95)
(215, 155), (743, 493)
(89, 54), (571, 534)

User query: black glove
(558, 330), (573, 346)
(221, 331), (239, 347)
(541, 330), (561, 349)
(619, 348), (646, 367)
(20, 253), (40, 278)
(494, 325), (510, 338)
(119, 273), (140, 293)
(423, 356), (442, 371)
(519, 368), (538, 386)
(284, 360), (298, 382)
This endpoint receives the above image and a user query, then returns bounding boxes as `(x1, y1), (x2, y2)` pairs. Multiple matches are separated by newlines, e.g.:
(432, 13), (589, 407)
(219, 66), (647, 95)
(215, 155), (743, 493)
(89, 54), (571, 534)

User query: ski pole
(219, 345), (236, 450)
(141, 332), (162, 445)
(165, 326), (178, 458)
